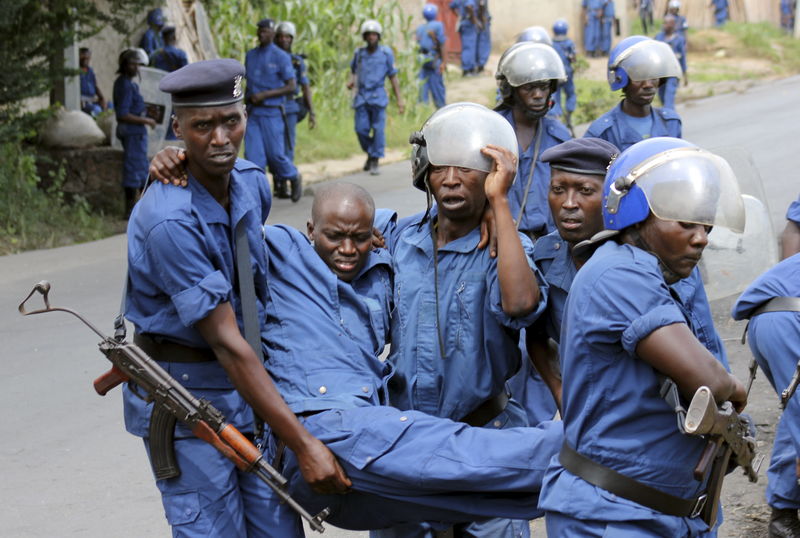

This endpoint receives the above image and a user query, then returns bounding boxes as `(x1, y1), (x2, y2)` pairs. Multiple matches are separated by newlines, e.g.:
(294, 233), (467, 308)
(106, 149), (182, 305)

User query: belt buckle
(690, 494), (708, 518)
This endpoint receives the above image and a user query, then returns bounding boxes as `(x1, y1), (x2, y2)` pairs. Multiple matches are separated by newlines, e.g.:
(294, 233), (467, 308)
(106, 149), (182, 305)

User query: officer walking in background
(710, 0), (730, 26)
(450, 0), (479, 75)
(416, 4), (447, 109)
(599, 0), (615, 56)
(667, 0), (690, 35)
(113, 48), (155, 218)
(550, 19), (577, 132)
(139, 7), (165, 57)
(245, 18), (303, 202)
(539, 137), (749, 535)
(655, 15), (688, 110)
(475, 0), (491, 73)
(347, 19), (405, 177)
(79, 47), (107, 117)
(275, 21), (316, 167)
(150, 26), (188, 73)
(125, 58), (350, 536)
(733, 254), (800, 538)
(582, 0), (606, 57)
(584, 36), (682, 151)
(781, 0), (796, 33)
(638, 0), (654, 34)
(495, 42), (572, 239)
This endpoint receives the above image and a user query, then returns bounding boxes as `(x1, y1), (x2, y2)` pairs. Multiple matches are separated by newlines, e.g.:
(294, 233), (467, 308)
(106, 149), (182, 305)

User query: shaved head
(311, 182), (375, 225)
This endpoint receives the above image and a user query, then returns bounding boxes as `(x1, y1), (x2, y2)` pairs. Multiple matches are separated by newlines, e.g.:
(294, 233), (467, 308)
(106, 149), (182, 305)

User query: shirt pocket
(306, 371), (376, 405)
(449, 271), (486, 351)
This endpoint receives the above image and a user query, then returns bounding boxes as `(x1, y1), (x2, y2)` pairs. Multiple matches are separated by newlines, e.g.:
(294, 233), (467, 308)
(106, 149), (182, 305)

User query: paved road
(1, 76), (798, 537)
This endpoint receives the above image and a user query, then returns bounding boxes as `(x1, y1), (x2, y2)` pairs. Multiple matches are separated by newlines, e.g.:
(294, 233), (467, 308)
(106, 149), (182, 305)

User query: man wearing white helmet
(495, 42), (573, 239)
(347, 19), (405, 176)
(667, 0), (689, 35)
(375, 102), (550, 538)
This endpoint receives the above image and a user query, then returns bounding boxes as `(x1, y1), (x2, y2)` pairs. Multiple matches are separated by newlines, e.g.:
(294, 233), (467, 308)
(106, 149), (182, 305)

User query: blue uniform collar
(186, 165), (259, 228)
(534, 230), (576, 291)
(404, 217), (481, 255)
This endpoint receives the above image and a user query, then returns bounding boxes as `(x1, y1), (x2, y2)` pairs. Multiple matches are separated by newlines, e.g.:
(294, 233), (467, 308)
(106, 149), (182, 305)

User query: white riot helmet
(668, 0), (681, 9)
(276, 21), (296, 38)
(360, 19), (382, 37)
(410, 102), (518, 191)
(516, 26), (553, 46)
(496, 42), (566, 105)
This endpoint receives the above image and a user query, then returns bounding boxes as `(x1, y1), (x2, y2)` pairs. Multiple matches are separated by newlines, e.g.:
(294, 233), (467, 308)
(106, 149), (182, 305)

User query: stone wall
(36, 147), (126, 216)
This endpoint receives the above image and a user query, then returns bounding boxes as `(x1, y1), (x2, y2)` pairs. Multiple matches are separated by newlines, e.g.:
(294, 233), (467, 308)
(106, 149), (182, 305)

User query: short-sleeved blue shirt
(262, 224), (394, 415)
(113, 76), (147, 136)
(284, 53), (309, 114)
(385, 212), (548, 420)
(151, 45), (189, 72)
(584, 102), (682, 152)
(539, 240), (713, 528)
(139, 28), (164, 56)
(787, 194), (800, 224)
(497, 108), (572, 236)
(80, 66), (97, 98)
(655, 31), (687, 74)
(350, 45), (398, 108)
(245, 43), (296, 114)
(123, 159), (271, 437)
(552, 37), (576, 78)
(450, 0), (477, 30)
(530, 230), (577, 343)
(416, 20), (446, 60)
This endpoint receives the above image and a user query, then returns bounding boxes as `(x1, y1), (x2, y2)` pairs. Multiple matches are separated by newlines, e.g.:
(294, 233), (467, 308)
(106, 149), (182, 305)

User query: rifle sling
(559, 442), (708, 519)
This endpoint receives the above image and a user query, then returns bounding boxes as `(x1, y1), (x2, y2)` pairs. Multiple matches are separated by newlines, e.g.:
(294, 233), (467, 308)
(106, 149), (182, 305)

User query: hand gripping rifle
(18, 281), (329, 533)
(683, 386), (762, 527)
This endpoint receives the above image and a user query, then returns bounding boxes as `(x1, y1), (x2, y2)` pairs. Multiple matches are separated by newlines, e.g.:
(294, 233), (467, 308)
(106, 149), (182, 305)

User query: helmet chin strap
(628, 227), (684, 285)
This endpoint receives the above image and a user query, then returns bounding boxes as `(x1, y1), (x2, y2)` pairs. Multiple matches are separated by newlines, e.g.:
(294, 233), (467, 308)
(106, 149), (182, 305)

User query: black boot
(290, 174), (303, 203)
(363, 155), (372, 171)
(124, 188), (137, 219)
(769, 507), (800, 538)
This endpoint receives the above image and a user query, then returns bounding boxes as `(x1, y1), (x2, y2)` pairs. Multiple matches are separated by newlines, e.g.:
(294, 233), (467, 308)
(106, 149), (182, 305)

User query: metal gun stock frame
(18, 281), (329, 533)
(781, 363), (800, 409)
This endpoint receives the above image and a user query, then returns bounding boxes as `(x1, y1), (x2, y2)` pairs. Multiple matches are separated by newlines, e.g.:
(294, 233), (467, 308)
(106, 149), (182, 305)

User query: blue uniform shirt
(350, 45), (398, 108)
(539, 240), (714, 532)
(416, 20), (446, 63)
(139, 28), (164, 56)
(262, 224), (394, 415)
(552, 37), (576, 78)
(497, 108), (572, 235)
(123, 159), (272, 437)
(530, 231), (577, 343)
(245, 43), (296, 113)
(655, 31), (687, 74)
(80, 66), (98, 98)
(113, 76), (147, 136)
(283, 53), (309, 114)
(584, 102), (682, 152)
(151, 45), (189, 72)
(385, 212), (548, 420)
(450, 0), (477, 30)
(787, 194), (800, 224)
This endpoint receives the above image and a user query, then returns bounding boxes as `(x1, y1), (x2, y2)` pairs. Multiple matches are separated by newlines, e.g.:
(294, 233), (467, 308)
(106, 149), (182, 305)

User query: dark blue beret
(257, 18), (275, 29)
(540, 137), (620, 176)
(159, 59), (245, 108)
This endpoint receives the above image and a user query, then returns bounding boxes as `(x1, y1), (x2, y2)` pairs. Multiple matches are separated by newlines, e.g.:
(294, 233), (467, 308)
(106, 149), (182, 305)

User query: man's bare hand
(478, 204), (498, 258)
(372, 227), (386, 249)
(295, 439), (352, 495)
(481, 144), (517, 202)
(149, 146), (188, 187)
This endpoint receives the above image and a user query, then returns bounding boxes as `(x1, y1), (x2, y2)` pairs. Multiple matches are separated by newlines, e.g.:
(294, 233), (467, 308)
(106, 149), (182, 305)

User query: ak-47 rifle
(18, 281), (329, 533)
(683, 385), (762, 527)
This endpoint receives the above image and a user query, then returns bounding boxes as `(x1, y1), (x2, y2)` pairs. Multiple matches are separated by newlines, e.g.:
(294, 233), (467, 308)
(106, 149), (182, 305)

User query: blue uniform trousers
(546, 510), (715, 537)
(584, 14), (602, 54)
(354, 104), (387, 159)
(244, 113), (298, 183)
(146, 437), (296, 538)
(551, 78), (577, 117)
(119, 132), (149, 189)
(285, 111), (298, 164)
(459, 25), (478, 72)
(600, 18), (613, 54)
(659, 77), (679, 110)
(275, 406), (562, 532)
(418, 62), (446, 109)
(477, 22), (491, 69)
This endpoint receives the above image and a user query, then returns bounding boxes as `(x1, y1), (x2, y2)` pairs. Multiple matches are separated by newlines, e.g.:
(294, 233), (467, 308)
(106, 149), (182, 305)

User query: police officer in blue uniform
(124, 58), (350, 537)
(139, 8), (165, 57)
(347, 20), (404, 177)
(79, 47), (106, 117)
(551, 19), (577, 129)
(507, 138), (619, 417)
(416, 4), (447, 109)
(781, 194), (800, 259)
(600, 0), (615, 56)
(539, 137), (748, 536)
(245, 18), (303, 202)
(150, 26), (188, 73)
(667, 0), (690, 35)
(585, 36), (683, 152)
(378, 102), (550, 538)
(258, 182), (563, 534)
(449, 0), (478, 75)
(781, 0), (796, 33)
(275, 21), (316, 168)
(495, 42), (572, 239)
(582, 0), (606, 57)
(710, 0), (729, 26)
(475, 0), (491, 73)
(638, 0), (655, 34)
(733, 254), (800, 538)
(655, 15), (687, 110)
(113, 48), (155, 218)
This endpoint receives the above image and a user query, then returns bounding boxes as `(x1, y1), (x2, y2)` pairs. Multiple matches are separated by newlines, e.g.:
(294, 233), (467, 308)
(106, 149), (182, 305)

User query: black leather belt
(559, 442), (707, 519)
(134, 333), (216, 363)
(459, 391), (509, 427)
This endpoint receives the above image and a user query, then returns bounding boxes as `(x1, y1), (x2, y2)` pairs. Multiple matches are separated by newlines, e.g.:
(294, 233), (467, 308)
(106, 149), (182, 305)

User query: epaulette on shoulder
(547, 119), (572, 141)
(656, 106), (682, 121)
(234, 158), (264, 174)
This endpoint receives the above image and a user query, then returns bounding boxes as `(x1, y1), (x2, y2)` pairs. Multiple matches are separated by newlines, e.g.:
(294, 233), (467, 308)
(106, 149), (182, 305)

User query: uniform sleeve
(587, 263), (686, 356)
(437, 24), (446, 44)
(139, 220), (232, 327)
(279, 51), (295, 84)
(114, 79), (133, 117)
(678, 37), (687, 73)
(298, 57), (309, 86)
(787, 195), (800, 224)
(373, 208), (398, 239)
(350, 50), (359, 74)
(384, 47), (398, 78)
(486, 232), (549, 329)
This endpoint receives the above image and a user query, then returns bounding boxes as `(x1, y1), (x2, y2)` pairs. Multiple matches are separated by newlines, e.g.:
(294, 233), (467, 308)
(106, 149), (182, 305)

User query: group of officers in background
(82, 5), (800, 536)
